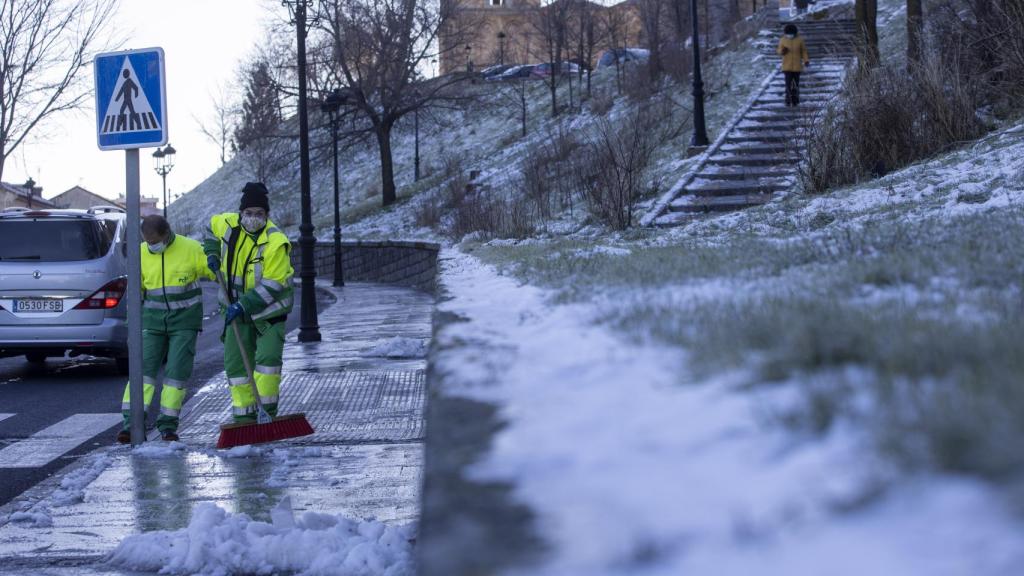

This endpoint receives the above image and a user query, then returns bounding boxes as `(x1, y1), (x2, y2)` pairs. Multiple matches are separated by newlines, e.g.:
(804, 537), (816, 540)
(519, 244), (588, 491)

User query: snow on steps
(643, 55), (853, 226)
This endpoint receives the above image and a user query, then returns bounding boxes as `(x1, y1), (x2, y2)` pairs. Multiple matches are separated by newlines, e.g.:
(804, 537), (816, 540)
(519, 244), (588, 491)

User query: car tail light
(74, 277), (127, 310)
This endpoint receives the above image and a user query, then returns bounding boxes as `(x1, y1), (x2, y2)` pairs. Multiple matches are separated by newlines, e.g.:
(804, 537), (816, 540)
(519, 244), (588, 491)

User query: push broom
(215, 270), (313, 449)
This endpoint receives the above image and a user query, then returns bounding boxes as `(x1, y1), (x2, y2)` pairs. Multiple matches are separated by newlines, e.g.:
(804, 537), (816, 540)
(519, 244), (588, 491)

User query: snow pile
(219, 444), (264, 458)
(107, 497), (416, 576)
(5, 451), (114, 528)
(433, 251), (1024, 575)
(131, 441), (186, 458)
(366, 337), (429, 359)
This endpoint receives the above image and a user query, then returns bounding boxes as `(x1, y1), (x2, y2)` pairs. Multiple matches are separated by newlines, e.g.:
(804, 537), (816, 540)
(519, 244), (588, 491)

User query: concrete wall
(291, 240), (441, 294)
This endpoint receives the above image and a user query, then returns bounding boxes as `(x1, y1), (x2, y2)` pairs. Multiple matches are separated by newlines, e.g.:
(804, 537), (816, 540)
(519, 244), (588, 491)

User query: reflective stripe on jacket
(141, 234), (214, 332)
(202, 212), (294, 322)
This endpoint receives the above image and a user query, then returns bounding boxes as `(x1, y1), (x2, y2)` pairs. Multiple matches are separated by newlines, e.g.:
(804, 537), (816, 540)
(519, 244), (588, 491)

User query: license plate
(13, 299), (63, 313)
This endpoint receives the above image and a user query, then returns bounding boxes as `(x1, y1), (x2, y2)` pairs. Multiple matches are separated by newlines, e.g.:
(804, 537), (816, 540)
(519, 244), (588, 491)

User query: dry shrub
(931, 0), (1024, 113)
(518, 122), (581, 219)
(589, 88), (615, 116)
(661, 43), (693, 84)
(803, 54), (985, 193)
(577, 99), (679, 229)
(449, 191), (538, 240)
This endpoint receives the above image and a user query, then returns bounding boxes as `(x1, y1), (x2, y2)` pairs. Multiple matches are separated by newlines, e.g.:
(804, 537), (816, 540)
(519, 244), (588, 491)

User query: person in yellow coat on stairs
(777, 23), (811, 107)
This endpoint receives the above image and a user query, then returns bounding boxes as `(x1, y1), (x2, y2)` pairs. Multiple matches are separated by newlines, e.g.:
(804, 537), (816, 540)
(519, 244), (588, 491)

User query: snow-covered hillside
(168, 38), (775, 242)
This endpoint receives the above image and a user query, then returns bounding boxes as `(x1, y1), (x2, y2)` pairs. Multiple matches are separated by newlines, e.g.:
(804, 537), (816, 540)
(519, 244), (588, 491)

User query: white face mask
(147, 241), (167, 254)
(241, 214), (267, 234)
(786, 33), (797, 38)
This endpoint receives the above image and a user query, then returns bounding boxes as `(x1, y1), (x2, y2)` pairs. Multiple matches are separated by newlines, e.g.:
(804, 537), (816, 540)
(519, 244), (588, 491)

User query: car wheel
(115, 357), (130, 375)
(25, 352), (47, 364)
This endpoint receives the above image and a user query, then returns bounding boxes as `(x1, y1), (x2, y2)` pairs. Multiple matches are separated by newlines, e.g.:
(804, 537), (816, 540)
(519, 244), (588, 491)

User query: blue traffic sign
(94, 48), (167, 150)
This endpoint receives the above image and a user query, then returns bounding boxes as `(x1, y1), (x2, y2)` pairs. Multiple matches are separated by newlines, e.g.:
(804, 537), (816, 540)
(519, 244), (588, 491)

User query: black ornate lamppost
(413, 89), (421, 182)
(151, 143), (176, 216)
(689, 0), (710, 149)
(497, 31), (507, 65)
(283, 0), (321, 342)
(320, 88), (347, 287)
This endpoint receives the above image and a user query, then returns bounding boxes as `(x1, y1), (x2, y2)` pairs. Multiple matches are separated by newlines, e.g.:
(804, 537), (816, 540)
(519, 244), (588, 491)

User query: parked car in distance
(531, 61), (581, 78)
(480, 64), (514, 79)
(596, 48), (651, 68)
(493, 64), (537, 81)
(0, 206), (129, 372)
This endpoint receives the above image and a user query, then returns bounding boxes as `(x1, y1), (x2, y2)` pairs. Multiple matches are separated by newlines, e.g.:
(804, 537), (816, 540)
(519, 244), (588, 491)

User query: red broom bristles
(217, 413), (314, 449)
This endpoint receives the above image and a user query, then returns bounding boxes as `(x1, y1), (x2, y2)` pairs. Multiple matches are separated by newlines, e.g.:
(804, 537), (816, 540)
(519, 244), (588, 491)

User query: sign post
(94, 48), (168, 446)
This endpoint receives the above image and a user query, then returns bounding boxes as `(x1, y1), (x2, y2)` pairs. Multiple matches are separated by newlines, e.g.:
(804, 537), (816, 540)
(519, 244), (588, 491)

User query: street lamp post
(23, 177), (35, 209)
(152, 143), (176, 216)
(497, 31), (506, 65)
(689, 0), (710, 149)
(321, 88), (347, 287)
(465, 45), (473, 73)
(283, 0), (321, 342)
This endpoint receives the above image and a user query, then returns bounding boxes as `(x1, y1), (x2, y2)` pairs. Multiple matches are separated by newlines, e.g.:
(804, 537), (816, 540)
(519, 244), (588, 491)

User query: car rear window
(0, 219), (110, 262)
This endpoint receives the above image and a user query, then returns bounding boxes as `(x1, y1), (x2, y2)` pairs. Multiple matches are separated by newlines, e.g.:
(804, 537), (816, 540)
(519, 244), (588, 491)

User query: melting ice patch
(366, 337), (429, 358)
(107, 496), (416, 576)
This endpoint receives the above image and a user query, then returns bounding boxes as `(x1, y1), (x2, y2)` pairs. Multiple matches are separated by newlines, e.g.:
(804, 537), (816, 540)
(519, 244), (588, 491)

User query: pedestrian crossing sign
(94, 47), (167, 150)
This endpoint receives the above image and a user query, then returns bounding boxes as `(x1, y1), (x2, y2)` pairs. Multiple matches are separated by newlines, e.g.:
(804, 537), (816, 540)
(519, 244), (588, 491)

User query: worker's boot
(116, 430), (130, 444)
(161, 431), (179, 442)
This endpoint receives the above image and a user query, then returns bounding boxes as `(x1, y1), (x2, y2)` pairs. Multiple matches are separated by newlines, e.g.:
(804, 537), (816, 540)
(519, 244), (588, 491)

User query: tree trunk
(521, 81), (527, 137)
(376, 123), (397, 206)
(855, 0), (880, 66)
(906, 0), (923, 64)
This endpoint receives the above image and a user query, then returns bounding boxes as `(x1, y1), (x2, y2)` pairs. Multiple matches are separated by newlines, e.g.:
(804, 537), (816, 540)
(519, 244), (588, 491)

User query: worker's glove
(781, 47), (790, 55)
(224, 302), (245, 326)
(207, 254), (221, 273)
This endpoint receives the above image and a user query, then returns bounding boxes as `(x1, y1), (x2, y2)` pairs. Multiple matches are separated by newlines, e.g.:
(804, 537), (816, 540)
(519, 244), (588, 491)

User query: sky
(5, 0), (275, 206)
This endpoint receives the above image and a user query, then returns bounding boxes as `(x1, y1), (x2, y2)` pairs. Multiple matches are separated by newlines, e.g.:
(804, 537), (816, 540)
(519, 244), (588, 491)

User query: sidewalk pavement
(0, 282), (433, 575)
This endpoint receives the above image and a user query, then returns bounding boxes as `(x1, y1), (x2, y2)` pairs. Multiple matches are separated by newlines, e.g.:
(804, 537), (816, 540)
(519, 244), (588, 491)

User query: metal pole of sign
(125, 149), (145, 446)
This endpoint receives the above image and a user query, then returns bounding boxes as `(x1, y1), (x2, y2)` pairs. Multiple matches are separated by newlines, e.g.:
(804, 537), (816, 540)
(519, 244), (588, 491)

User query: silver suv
(0, 206), (129, 372)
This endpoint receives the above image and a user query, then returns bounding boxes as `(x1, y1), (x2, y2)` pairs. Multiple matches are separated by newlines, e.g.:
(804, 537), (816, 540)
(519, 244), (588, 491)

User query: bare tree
(530, 0), (572, 117)
(855, 0), (880, 66)
(0, 0), (118, 183)
(194, 85), (239, 167)
(602, 5), (630, 93)
(637, 0), (667, 80)
(568, 0), (603, 99)
(907, 0), (923, 65)
(317, 0), (474, 206)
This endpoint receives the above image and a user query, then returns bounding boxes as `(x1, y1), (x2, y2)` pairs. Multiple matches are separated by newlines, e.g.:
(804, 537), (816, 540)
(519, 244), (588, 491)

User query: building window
(491, 0), (503, 6)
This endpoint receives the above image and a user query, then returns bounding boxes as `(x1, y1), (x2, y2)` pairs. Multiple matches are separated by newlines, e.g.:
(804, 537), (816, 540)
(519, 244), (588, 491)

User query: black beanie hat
(239, 182), (270, 212)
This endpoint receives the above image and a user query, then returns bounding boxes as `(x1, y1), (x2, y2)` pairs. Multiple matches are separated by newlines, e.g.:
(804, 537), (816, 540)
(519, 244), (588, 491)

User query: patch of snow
(131, 441), (186, 458)
(218, 444), (265, 458)
(433, 250), (1024, 575)
(4, 451), (114, 527)
(106, 498), (416, 576)
(367, 337), (429, 358)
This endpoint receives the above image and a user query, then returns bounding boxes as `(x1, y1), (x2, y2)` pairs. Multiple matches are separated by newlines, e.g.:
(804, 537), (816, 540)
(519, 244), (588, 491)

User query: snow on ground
(106, 496), (416, 576)
(367, 337), (430, 358)
(433, 250), (1024, 575)
(4, 451), (115, 528)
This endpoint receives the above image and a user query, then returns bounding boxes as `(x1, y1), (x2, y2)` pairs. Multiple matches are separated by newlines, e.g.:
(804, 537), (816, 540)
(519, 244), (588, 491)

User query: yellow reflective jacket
(141, 234), (213, 331)
(777, 35), (809, 72)
(202, 213), (293, 323)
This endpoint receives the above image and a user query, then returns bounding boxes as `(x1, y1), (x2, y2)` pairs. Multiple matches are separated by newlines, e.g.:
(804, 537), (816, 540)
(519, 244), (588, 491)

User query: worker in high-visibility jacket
(203, 182), (294, 422)
(118, 215), (214, 443)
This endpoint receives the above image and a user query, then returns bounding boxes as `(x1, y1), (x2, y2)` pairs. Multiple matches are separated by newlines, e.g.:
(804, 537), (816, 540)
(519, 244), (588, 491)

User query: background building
(0, 181), (56, 210)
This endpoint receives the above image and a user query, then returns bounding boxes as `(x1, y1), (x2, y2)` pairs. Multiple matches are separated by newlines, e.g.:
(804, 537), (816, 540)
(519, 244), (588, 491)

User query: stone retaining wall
(289, 239), (440, 293)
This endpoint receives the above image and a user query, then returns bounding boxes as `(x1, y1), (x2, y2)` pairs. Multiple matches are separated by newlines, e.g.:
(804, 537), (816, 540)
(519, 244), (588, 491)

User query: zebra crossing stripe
(0, 413), (121, 468)
(0, 413), (14, 423)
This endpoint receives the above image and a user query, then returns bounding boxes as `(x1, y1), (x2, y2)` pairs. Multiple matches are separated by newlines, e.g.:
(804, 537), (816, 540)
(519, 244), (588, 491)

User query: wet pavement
(0, 282), (434, 574)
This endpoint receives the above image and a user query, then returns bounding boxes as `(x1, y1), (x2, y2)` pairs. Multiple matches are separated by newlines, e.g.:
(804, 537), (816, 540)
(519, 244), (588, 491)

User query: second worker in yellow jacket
(777, 23), (810, 107)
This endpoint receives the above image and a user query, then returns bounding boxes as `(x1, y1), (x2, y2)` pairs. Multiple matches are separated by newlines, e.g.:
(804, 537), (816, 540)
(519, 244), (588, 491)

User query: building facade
(0, 181), (56, 210)
(439, 0), (762, 76)
(49, 186), (123, 211)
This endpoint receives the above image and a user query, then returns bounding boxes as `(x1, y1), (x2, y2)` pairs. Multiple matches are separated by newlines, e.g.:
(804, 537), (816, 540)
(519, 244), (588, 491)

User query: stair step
(670, 194), (774, 213)
(735, 121), (810, 132)
(708, 154), (802, 166)
(719, 143), (797, 154)
(697, 168), (796, 181)
(683, 179), (790, 197)
(724, 132), (795, 143)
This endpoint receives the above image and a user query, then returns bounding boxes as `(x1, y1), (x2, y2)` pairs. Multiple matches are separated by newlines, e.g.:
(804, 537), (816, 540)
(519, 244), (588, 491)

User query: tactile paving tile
(176, 370), (426, 446)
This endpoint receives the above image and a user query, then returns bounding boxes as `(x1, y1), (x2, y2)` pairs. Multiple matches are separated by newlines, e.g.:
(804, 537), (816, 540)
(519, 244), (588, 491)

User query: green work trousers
(224, 319), (284, 422)
(121, 328), (198, 433)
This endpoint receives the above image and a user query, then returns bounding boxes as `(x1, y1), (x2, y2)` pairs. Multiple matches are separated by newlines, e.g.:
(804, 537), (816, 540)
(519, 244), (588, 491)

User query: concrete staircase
(643, 19), (857, 226)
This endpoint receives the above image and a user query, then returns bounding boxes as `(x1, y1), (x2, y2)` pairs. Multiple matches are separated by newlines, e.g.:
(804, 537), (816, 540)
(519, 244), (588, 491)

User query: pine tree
(233, 60), (281, 154)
